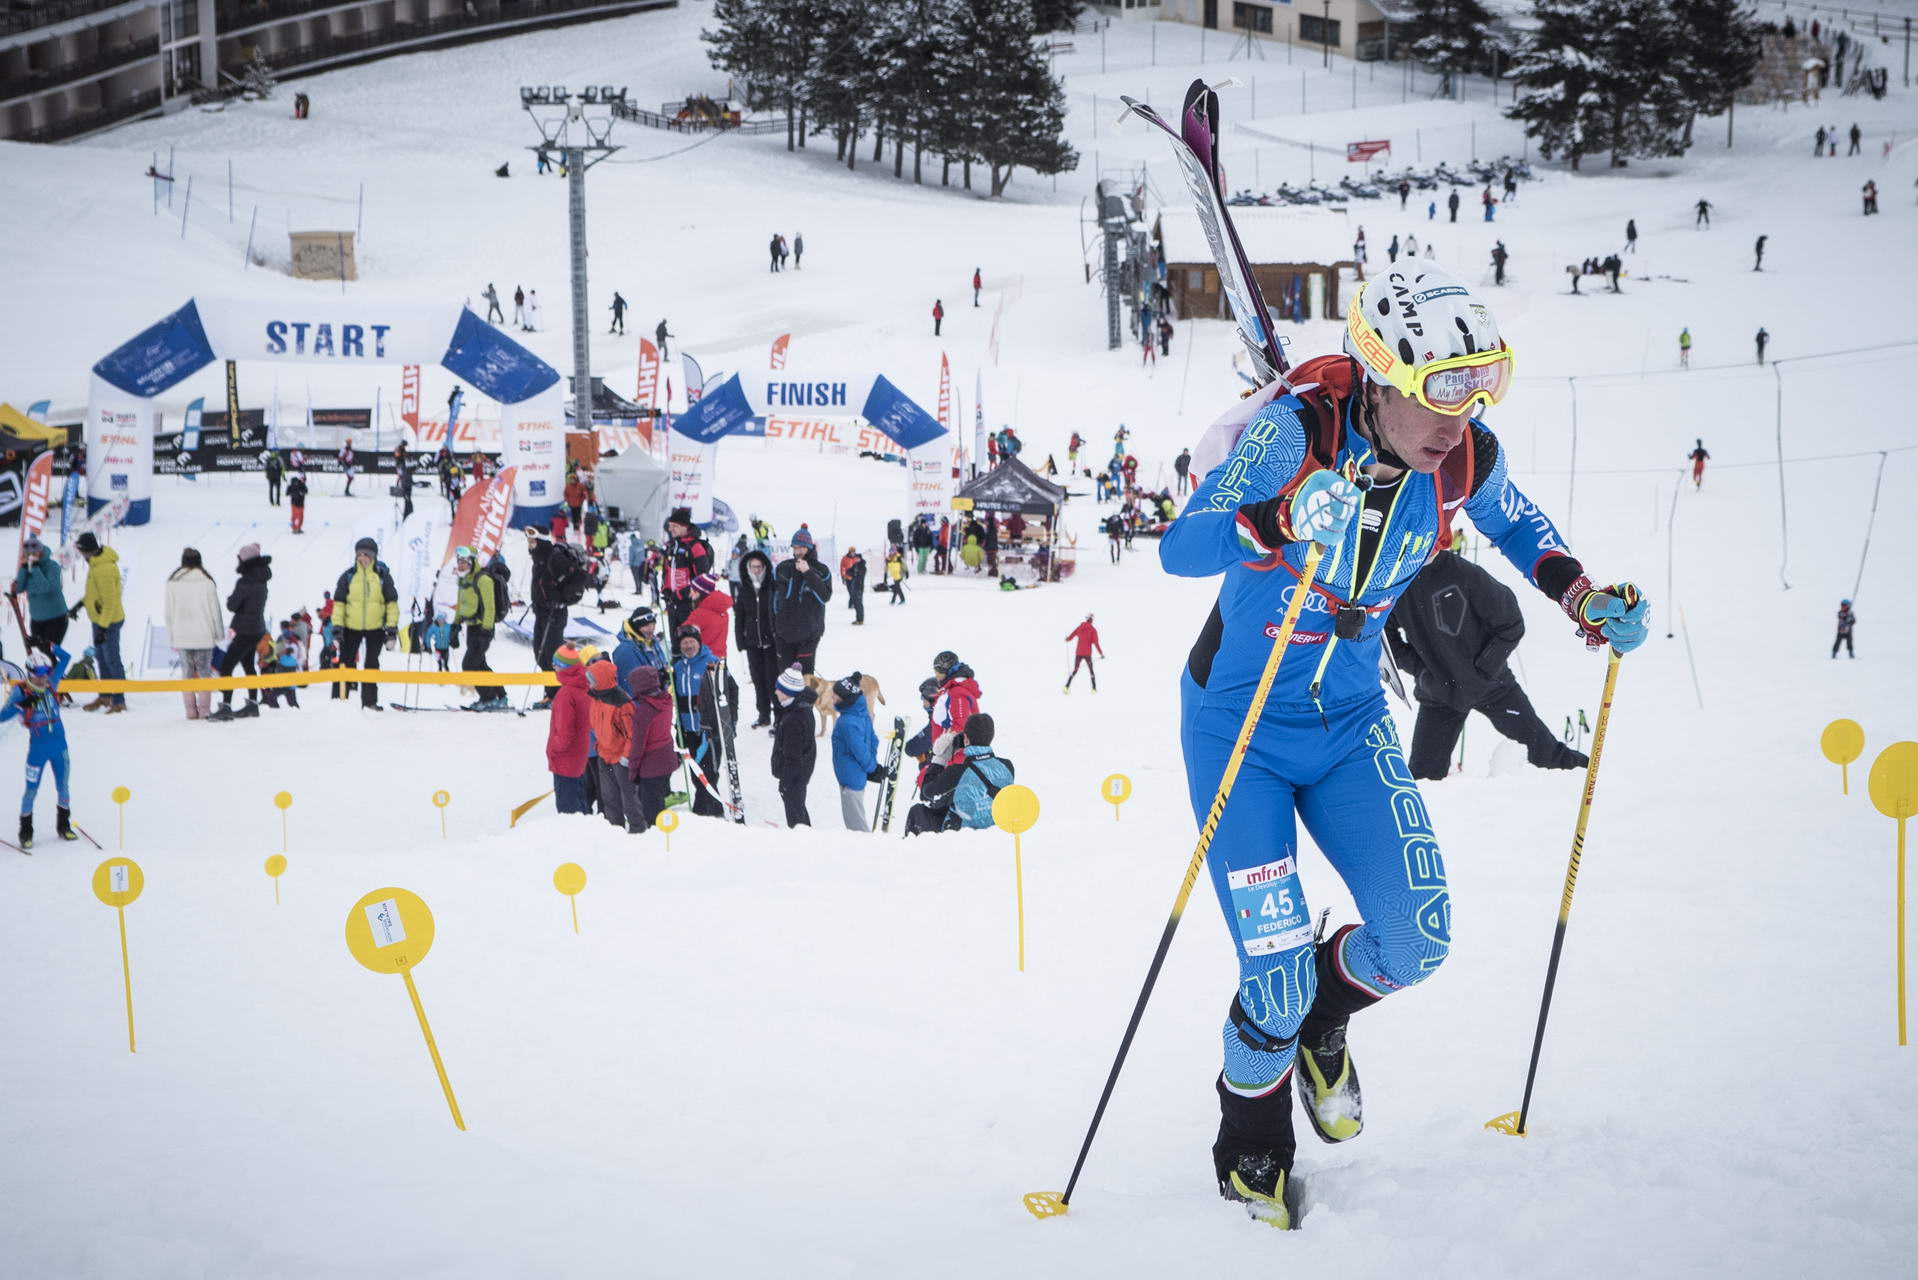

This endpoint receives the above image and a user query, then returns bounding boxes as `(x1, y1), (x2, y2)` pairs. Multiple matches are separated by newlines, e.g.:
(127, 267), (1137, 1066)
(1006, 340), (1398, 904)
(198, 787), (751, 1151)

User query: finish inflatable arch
(85, 298), (565, 526)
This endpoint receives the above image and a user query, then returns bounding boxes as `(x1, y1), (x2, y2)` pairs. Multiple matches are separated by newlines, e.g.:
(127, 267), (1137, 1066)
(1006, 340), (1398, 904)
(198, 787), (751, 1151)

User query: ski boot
(18, 813), (32, 851)
(1294, 1014), (1363, 1144)
(207, 704), (236, 722)
(1213, 1075), (1296, 1230)
(56, 807), (76, 842)
(233, 700), (260, 719)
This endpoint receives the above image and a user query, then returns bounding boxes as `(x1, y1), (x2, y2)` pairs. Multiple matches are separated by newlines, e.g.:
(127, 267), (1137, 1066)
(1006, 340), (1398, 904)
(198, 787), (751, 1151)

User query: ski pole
(1486, 648), (1623, 1138)
(1025, 541), (1327, 1220)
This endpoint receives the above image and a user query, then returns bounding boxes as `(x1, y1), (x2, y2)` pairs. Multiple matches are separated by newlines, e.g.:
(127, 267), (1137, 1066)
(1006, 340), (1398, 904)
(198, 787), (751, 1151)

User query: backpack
(548, 540), (590, 606)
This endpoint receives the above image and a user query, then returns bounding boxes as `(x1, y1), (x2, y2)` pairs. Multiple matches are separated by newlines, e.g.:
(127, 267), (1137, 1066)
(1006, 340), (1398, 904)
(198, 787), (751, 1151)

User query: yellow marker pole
(1868, 742), (1918, 1046)
(656, 809), (679, 854)
(274, 791), (293, 852)
(1821, 719), (1865, 795)
(91, 858), (145, 1053)
(344, 888), (465, 1129)
(992, 786), (1041, 973)
(432, 790), (451, 840)
(553, 863), (587, 934)
(111, 785), (131, 850)
(1101, 773), (1132, 822)
(264, 854), (287, 905)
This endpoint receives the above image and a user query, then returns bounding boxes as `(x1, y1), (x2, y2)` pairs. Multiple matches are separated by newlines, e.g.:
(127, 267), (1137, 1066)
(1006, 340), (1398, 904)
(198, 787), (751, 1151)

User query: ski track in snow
(3, 4), (1918, 1276)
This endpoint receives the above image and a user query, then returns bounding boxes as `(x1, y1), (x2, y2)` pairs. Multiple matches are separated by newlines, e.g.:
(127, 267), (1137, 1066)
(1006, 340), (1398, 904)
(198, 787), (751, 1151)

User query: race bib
(1227, 853), (1313, 956)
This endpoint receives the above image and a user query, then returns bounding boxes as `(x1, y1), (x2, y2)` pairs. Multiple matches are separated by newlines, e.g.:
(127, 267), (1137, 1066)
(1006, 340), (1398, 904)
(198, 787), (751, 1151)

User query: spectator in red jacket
(684, 573), (732, 659)
(546, 645), (593, 813)
(934, 658), (981, 748)
(625, 665), (677, 831)
(1063, 614), (1104, 693)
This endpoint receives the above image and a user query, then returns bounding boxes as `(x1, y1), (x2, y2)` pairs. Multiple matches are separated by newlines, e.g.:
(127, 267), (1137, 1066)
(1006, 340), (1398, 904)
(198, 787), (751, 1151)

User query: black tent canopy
(955, 456), (1066, 516)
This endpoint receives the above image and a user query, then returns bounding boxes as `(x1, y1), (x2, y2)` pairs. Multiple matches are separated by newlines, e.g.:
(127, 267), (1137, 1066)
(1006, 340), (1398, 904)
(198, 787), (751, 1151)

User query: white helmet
(1344, 262), (1510, 414)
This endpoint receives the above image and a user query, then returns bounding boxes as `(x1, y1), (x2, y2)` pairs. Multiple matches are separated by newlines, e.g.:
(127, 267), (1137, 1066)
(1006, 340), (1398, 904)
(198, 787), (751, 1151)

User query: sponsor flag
(636, 338), (660, 407)
(401, 364), (421, 436)
(20, 451), (53, 553)
(682, 354), (705, 403)
(1346, 139), (1391, 162)
(771, 333), (790, 370)
(25, 401), (49, 423)
(937, 353), (951, 429)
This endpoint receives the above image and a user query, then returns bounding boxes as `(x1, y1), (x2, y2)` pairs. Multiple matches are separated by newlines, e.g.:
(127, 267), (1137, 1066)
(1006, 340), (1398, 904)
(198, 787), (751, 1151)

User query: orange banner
(19, 451), (53, 552)
(442, 466), (517, 567)
(937, 353), (951, 429)
(771, 333), (790, 370)
(401, 365), (421, 435)
(636, 338), (660, 408)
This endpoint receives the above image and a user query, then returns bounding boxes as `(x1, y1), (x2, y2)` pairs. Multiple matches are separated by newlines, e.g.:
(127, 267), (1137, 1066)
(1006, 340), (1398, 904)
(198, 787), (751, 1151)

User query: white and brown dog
(807, 672), (885, 737)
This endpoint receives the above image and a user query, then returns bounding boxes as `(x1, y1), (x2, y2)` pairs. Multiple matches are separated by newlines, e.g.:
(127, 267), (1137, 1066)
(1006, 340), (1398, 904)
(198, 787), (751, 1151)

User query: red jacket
(1066, 621), (1103, 658)
(546, 662), (592, 776)
(625, 667), (678, 778)
(684, 587), (733, 659)
(564, 479), (587, 509)
(937, 674), (980, 737)
(586, 660), (635, 763)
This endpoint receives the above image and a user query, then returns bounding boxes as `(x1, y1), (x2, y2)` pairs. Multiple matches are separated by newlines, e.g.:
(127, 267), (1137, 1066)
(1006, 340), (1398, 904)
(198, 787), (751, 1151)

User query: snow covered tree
(239, 52), (278, 101)
(1401, 0), (1497, 98)
(1672, 0), (1762, 126)
(1506, 0), (1692, 170)
(1030, 0), (1083, 32)
(703, 0), (819, 151)
(956, 0), (1077, 197)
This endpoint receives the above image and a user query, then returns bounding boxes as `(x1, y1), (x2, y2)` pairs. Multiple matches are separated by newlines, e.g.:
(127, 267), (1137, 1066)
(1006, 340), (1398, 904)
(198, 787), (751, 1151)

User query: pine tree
(1672, 0), (1762, 124)
(1030, 0), (1083, 32)
(958, 0), (1077, 197)
(1401, 0), (1497, 98)
(1507, 0), (1692, 170)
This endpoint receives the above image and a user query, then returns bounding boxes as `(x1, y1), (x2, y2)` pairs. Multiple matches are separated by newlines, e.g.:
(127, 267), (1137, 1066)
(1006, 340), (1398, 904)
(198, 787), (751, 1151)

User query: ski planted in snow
(873, 715), (906, 833)
(715, 658), (746, 824)
(1120, 80), (1289, 382)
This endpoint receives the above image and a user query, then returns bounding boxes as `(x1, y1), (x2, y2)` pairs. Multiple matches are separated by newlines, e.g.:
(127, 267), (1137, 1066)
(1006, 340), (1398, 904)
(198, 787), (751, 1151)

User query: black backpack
(548, 541), (590, 606)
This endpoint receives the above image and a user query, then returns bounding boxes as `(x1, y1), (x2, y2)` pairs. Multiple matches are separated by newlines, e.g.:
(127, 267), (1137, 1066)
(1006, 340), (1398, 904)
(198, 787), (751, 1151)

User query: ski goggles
(1347, 307), (1516, 416)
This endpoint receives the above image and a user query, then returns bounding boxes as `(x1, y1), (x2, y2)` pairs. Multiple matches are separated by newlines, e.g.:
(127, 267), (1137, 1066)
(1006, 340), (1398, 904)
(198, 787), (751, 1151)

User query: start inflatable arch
(85, 298), (564, 526)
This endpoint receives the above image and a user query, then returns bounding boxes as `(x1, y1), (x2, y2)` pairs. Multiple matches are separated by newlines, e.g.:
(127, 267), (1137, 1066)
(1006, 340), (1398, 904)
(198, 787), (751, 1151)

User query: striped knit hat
(776, 664), (807, 695)
(553, 644), (585, 669)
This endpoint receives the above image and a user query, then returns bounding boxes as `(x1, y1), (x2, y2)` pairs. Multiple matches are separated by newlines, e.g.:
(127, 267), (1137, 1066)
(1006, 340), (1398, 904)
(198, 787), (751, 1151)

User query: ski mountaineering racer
(1161, 260), (1649, 1228)
(2, 646), (77, 849)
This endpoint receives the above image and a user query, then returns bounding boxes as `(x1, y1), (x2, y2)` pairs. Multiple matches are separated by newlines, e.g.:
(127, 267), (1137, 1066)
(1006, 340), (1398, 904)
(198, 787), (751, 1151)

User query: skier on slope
(1160, 259), (1648, 1228)
(1688, 438), (1710, 488)
(2, 647), (76, 849)
(1063, 614), (1104, 693)
(1832, 599), (1856, 658)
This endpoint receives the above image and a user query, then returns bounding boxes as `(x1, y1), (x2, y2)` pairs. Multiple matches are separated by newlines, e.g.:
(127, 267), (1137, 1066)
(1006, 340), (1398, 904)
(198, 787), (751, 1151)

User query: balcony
(2, 0), (152, 37)
(13, 83), (159, 139)
(244, 0), (672, 77)
(1, 33), (157, 103)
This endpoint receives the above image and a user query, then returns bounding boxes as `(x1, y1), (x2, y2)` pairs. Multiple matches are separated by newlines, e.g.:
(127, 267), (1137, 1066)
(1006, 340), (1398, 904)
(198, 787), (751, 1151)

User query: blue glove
(1564, 578), (1650, 653)
(1284, 469), (1362, 548)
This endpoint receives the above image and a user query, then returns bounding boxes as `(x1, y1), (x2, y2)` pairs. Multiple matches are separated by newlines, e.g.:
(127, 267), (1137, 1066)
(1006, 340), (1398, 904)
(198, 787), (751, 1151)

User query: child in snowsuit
(770, 664), (817, 827)
(626, 665), (677, 831)
(262, 621), (302, 708)
(1, 646), (74, 848)
(426, 612), (452, 672)
(547, 645), (593, 814)
(830, 672), (883, 831)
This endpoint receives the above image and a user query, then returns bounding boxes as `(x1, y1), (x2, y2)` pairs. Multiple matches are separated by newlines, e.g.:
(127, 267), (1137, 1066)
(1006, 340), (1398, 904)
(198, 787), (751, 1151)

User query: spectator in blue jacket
(612, 605), (668, 690)
(12, 537), (69, 652)
(905, 713), (1013, 834)
(830, 672), (883, 830)
(671, 624), (724, 818)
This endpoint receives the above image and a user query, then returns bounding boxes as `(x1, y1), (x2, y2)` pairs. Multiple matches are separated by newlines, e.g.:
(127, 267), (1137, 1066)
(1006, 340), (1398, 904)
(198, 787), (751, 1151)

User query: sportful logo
(264, 321), (392, 358)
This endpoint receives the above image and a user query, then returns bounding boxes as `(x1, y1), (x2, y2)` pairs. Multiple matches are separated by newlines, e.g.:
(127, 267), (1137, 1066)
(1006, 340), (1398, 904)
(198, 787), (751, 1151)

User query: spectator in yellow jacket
(331, 536), (399, 710)
(71, 533), (127, 711)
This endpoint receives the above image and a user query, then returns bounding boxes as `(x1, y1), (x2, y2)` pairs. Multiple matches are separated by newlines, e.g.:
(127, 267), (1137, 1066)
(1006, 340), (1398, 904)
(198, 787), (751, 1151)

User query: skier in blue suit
(2, 646), (77, 849)
(1160, 261), (1648, 1226)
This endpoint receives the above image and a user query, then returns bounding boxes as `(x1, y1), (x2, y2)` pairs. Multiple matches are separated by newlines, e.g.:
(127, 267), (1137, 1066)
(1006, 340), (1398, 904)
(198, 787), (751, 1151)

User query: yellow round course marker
(432, 789), (451, 839)
(656, 808), (679, 852)
(1822, 719), (1866, 794)
(553, 862), (587, 933)
(274, 790), (294, 852)
(993, 786), (1042, 972)
(91, 857), (144, 1053)
(264, 854), (288, 905)
(1868, 741), (1918, 1048)
(110, 786), (131, 849)
(1101, 773), (1132, 821)
(343, 887), (464, 1128)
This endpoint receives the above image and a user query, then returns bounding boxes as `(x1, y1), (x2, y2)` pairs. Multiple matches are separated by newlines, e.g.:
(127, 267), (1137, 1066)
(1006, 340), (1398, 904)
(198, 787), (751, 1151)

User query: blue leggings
(1181, 674), (1450, 1096)
(23, 740), (71, 815)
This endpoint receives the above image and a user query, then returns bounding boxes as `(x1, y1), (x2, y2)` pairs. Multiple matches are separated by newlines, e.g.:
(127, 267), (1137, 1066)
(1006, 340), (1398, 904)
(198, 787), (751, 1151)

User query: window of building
(1232, 2), (1274, 33)
(1300, 13), (1342, 46)
(1188, 269), (1205, 289)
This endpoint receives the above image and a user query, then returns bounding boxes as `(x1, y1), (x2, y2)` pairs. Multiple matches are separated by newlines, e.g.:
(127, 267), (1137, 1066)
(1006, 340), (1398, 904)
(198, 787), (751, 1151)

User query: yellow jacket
(333, 561), (399, 632)
(83, 546), (126, 626)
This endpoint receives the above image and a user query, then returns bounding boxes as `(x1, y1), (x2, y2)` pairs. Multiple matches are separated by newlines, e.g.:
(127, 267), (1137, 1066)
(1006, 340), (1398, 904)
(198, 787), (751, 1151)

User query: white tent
(594, 446), (671, 532)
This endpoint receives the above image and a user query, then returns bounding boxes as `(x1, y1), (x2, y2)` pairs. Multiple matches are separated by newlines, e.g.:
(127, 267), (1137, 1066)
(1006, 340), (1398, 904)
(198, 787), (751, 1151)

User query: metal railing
(1, 33), (156, 102)
(247, 0), (668, 73)
(2, 0), (154, 36)
(613, 96), (783, 134)
(13, 84), (159, 140)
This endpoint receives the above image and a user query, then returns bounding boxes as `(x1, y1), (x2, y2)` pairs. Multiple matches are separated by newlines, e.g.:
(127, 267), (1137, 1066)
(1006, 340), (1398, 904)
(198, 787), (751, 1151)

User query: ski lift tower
(520, 85), (625, 423)
(1095, 180), (1130, 352)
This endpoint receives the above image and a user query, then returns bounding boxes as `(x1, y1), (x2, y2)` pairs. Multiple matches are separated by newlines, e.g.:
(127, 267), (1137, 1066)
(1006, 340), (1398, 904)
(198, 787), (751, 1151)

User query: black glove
(383, 628), (397, 650)
(868, 767), (888, 784)
(67, 604), (82, 620)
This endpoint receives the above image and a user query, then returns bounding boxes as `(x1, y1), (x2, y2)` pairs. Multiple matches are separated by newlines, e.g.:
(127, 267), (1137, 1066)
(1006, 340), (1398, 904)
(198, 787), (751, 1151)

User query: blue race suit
(1161, 361), (1585, 1098)
(1, 647), (72, 815)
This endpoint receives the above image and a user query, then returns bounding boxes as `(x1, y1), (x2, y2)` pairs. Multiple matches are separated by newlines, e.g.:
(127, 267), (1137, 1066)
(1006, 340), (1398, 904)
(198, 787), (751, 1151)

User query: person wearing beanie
(524, 524), (578, 689)
(671, 624), (725, 819)
(771, 524), (831, 674)
(70, 533), (128, 712)
(210, 544), (272, 718)
(770, 664), (816, 827)
(163, 547), (223, 720)
(331, 536), (398, 711)
(546, 644), (593, 815)
(662, 507), (714, 632)
(907, 712), (1014, 835)
(584, 656), (638, 830)
(830, 672), (884, 830)
(683, 572), (733, 661)
(13, 534), (69, 653)
(732, 549), (778, 728)
(839, 546), (867, 626)
(287, 472), (309, 534)
(625, 665), (678, 830)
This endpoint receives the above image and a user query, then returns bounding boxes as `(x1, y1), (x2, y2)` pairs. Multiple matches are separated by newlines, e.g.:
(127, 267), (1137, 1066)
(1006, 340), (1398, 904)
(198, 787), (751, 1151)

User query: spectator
(626, 665), (677, 830)
(163, 547), (223, 721)
(1447, 189), (1460, 222)
(906, 713), (1014, 834)
(585, 655), (638, 830)
(770, 664), (817, 827)
(262, 449), (285, 506)
(932, 299), (944, 337)
(671, 624), (725, 819)
(526, 526), (586, 689)
(885, 549), (907, 605)
(72, 534), (127, 713)
(453, 545), (507, 708)
(793, 234), (804, 269)
(1625, 218), (1638, 253)
(732, 551), (778, 727)
(287, 472), (308, 533)
(771, 525), (831, 674)
(840, 546), (868, 626)
(661, 507), (714, 630)
(331, 536), (398, 712)
(13, 536), (68, 652)
(547, 645), (593, 814)
(830, 671), (883, 830)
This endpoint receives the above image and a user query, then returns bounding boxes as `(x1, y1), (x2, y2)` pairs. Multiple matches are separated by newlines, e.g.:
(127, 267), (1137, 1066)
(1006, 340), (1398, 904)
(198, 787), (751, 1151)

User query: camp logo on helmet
(1388, 280), (1426, 336)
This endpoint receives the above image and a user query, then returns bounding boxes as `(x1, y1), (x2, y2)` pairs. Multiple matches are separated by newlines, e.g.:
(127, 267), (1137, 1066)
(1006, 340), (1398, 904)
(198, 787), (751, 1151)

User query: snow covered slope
(2, 5), (1916, 1277)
